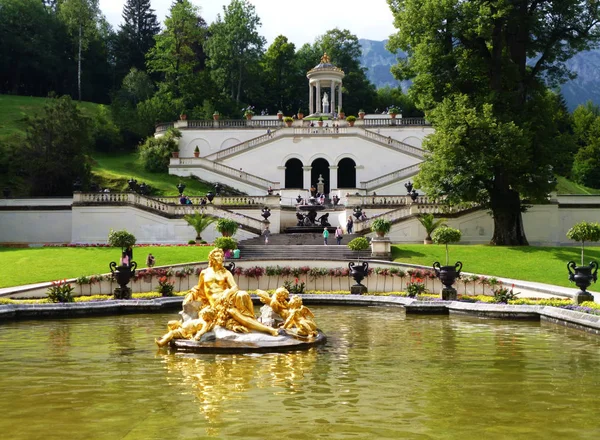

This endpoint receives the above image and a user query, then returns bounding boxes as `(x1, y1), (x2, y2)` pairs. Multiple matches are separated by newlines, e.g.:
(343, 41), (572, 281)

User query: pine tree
(115, 0), (160, 77)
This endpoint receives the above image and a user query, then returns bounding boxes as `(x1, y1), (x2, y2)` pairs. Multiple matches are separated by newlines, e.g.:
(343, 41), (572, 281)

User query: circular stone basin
(172, 330), (327, 354)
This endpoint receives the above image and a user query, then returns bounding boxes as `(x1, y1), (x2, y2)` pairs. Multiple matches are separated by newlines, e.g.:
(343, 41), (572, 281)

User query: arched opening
(311, 158), (330, 194)
(285, 158), (303, 189)
(338, 158), (356, 188)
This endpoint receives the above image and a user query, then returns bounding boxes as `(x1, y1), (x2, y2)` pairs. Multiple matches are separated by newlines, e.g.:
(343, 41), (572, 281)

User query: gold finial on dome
(320, 53), (330, 63)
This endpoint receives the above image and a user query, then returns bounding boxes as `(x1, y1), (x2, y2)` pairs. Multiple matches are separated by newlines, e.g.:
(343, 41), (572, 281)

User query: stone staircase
(237, 233), (372, 260)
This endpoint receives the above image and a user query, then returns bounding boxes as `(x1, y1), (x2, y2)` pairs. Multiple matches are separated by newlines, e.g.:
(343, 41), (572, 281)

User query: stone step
(240, 233), (361, 246)
(236, 244), (370, 260)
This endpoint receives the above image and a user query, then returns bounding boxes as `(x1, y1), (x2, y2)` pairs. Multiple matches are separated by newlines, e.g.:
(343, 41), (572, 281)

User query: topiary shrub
(346, 115), (357, 123)
(348, 237), (370, 261)
(432, 226), (462, 265)
(216, 218), (239, 237)
(108, 229), (137, 250)
(214, 236), (238, 251)
(567, 221), (600, 266)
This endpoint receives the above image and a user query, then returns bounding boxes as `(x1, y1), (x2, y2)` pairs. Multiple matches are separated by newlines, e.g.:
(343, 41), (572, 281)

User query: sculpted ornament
(156, 248), (325, 352)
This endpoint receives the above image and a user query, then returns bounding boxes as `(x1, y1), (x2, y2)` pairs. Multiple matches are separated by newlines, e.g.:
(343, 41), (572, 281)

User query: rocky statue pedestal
(441, 287), (457, 301)
(573, 290), (595, 304)
(350, 285), (368, 295)
(114, 287), (132, 300)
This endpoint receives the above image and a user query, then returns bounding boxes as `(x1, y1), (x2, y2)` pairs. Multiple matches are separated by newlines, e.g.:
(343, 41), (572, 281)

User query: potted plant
(347, 237), (370, 294)
(338, 108), (345, 119)
(318, 116), (324, 127)
(214, 236), (238, 253)
(193, 146), (200, 157)
(371, 218), (391, 237)
(566, 221), (600, 303)
(346, 115), (357, 127)
(283, 116), (294, 127)
(244, 107), (254, 120)
(297, 109), (304, 119)
(358, 109), (366, 119)
(179, 111), (187, 120)
(184, 211), (215, 242)
(213, 111), (220, 121)
(172, 151), (179, 158)
(277, 110), (284, 120)
(417, 213), (446, 244)
(389, 107), (399, 118)
(216, 218), (239, 237)
(431, 226), (462, 300)
(107, 229), (137, 299)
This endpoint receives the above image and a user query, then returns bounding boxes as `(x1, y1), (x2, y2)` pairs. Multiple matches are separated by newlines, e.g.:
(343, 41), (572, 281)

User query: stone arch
(219, 137), (243, 151)
(185, 138), (211, 157)
(311, 158), (330, 194)
(337, 158), (357, 189)
(285, 158), (304, 189)
(401, 136), (424, 148)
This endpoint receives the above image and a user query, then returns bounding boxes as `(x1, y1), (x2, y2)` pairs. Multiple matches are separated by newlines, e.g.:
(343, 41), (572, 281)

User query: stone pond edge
(0, 294), (599, 336)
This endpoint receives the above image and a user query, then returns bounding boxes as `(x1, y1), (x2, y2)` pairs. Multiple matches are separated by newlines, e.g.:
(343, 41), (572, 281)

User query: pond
(1, 306), (599, 439)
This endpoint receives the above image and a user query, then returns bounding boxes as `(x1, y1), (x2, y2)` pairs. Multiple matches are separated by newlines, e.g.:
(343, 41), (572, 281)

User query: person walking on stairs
(263, 226), (271, 245)
(323, 227), (329, 246)
(335, 225), (343, 245)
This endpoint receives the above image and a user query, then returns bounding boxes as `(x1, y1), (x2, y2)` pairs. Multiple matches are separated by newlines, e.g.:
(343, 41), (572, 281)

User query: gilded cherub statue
(283, 295), (318, 338)
(256, 287), (290, 321)
(156, 306), (216, 347)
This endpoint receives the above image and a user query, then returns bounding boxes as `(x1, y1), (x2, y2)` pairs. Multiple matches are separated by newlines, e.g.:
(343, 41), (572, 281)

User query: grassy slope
(91, 152), (213, 196)
(392, 244), (598, 289)
(0, 94), (102, 141)
(554, 176), (600, 195)
(0, 246), (213, 288)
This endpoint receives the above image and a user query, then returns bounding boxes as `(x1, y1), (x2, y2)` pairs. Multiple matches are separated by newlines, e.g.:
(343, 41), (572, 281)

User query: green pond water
(1, 306), (600, 439)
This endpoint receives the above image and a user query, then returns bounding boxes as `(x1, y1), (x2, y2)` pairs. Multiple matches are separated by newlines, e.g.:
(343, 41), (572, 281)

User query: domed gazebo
(306, 53), (345, 117)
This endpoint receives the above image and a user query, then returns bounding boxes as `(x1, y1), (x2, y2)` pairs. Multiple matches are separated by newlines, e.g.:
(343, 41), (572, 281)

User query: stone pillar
(302, 166), (312, 190)
(329, 166), (339, 191)
(316, 82), (321, 113)
(338, 83), (342, 114)
(331, 80), (336, 116)
(308, 83), (313, 115)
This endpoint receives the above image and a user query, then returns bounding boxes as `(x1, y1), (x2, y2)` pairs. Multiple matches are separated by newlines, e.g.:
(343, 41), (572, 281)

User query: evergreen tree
(115, 0), (160, 79)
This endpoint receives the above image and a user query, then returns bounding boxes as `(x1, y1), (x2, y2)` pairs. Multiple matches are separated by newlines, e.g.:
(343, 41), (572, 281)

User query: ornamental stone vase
(433, 261), (462, 301)
(567, 261), (598, 304)
(109, 260), (137, 299)
(349, 261), (369, 295)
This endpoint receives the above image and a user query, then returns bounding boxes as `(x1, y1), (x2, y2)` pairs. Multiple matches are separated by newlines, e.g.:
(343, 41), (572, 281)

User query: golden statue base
(170, 329), (327, 354)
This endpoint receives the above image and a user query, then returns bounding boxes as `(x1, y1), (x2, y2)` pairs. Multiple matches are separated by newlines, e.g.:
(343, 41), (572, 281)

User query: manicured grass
(0, 246), (213, 288)
(91, 152), (213, 196)
(554, 175), (600, 195)
(0, 94), (102, 141)
(392, 244), (599, 289)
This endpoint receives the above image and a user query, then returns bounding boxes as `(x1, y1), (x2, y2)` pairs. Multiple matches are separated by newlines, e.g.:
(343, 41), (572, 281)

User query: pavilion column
(331, 80), (336, 116)
(329, 166), (339, 192)
(338, 83), (342, 114)
(308, 83), (313, 114)
(316, 82), (321, 113)
(302, 166), (312, 190)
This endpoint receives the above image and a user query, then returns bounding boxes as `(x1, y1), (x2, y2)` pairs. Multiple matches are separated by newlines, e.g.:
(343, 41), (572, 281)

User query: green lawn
(0, 246), (213, 288)
(554, 175), (600, 195)
(91, 152), (213, 196)
(0, 94), (102, 141)
(0, 244), (594, 290)
(392, 244), (597, 288)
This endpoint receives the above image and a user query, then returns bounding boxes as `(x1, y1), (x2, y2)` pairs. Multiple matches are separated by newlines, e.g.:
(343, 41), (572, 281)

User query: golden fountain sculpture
(156, 248), (324, 352)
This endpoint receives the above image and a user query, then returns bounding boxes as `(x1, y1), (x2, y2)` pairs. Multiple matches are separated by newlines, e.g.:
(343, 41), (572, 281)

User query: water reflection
(161, 348), (319, 425)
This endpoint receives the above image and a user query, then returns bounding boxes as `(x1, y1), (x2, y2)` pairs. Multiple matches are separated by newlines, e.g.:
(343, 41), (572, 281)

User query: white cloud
(99, 0), (396, 46)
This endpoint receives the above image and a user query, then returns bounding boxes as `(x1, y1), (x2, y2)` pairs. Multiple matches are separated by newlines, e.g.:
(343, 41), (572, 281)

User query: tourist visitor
(179, 194), (186, 204)
(346, 216), (353, 233)
(120, 251), (129, 267)
(263, 226), (271, 245)
(268, 186), (273, 195)
(125, 245), (133, 264)
(233, 248), (240, 259)
(267, 128), (271, 137)
(200, 198), (207, 206)
(360, 212), (368, 221)
(146, 253), (155, 268)
(335, 225), (343, 245)
(323, 227), (329, 245)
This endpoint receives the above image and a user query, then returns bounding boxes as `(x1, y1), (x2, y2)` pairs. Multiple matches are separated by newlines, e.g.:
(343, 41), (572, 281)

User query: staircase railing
(362, 117), (430, 127)
(360, 164), (421, 191)
(206, 130), (281, 161)
(358, 129), (425, 158)
(73, 193), (266, 233)
(171, 157), (278, 189)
